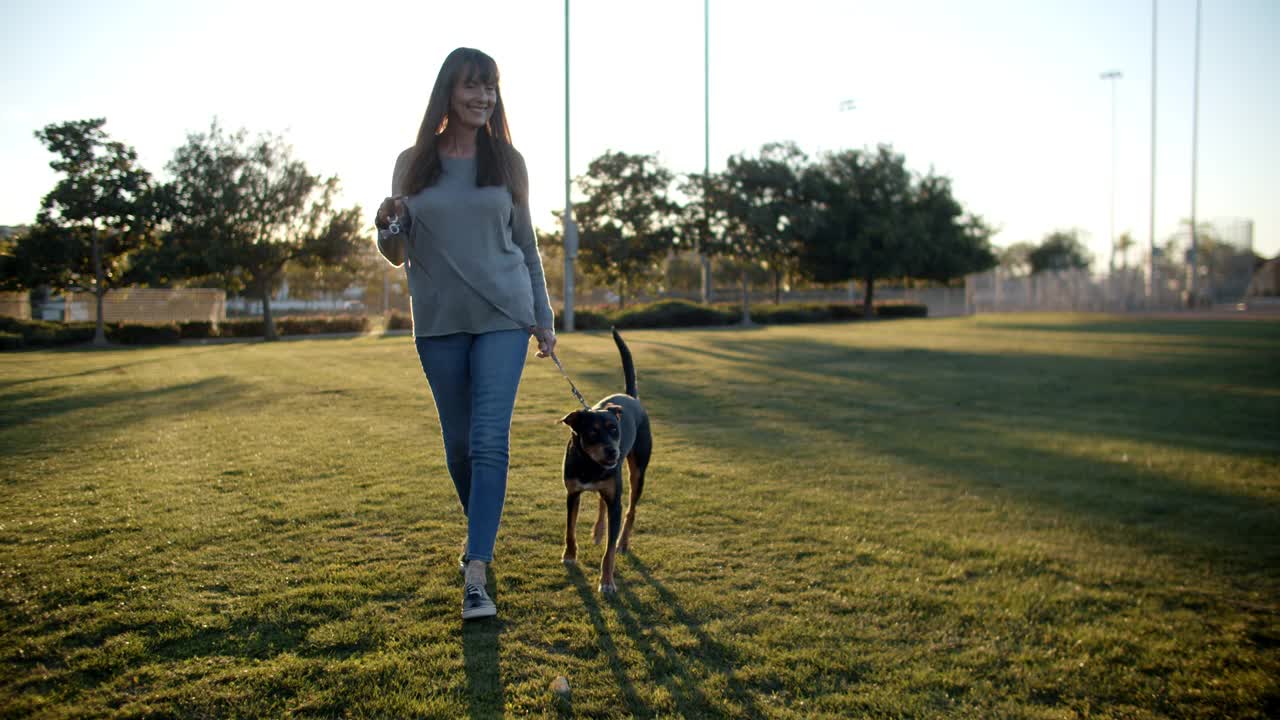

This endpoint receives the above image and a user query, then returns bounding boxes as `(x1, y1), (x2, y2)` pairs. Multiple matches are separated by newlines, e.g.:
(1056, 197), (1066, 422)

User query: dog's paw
(617, 540), (630, 554)
(598, 581), (617, 594)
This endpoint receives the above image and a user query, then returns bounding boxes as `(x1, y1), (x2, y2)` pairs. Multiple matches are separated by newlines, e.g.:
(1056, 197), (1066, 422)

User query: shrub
(386, 311), (413, 331)
(276, 315), (369, 336)
(749, 303), (835, 325)
(612, 300), (736, 329)
(829, 304), (866, 320)
(179, 321), (218, 339)
(0, 331), (23, 350)
(558, 307), (612, 331)
(218, 319), (265, 338)
(875, 303), (928, 318)
(108, 323), (181, 345)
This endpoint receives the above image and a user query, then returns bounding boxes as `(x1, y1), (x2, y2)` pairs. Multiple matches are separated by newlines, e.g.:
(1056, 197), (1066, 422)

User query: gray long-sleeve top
(377, 147), (555, 336)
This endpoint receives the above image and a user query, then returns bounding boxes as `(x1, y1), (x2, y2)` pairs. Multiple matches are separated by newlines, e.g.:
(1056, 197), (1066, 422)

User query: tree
(572, 151), (678, 308)
(999, 241), (1036, 276)
(158, 122), (365, 339)
(1029, 230), (1092, 274)
(5, 119), (157, 344)
(1114, 231), (1136, 271)
(708, 143), (811, 315)
(798, 145), (916, 318)
(905, 172), (997, 283)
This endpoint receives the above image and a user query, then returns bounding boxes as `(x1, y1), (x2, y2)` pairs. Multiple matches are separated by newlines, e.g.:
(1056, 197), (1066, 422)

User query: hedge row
(0, 315), (371, 350)
(560, 299), (927, 331)
(1, 301), (925, 349)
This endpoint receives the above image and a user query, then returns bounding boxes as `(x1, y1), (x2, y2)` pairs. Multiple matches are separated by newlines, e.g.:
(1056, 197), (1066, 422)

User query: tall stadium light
(1100, 70), (1123, 277)
(1146, 0), (1158, 302)
(700, 0), (712, 304)
(562, 0), (575, 332)
(1187, 0), (1202, 305)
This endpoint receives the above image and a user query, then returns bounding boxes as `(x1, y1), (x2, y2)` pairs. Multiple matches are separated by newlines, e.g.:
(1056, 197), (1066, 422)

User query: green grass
(2, 313), (1278, 718)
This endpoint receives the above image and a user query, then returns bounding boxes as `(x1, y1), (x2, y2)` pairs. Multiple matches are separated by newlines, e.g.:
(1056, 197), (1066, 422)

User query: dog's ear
(605, 403), (623, 417)
(560, 410), (583, 430)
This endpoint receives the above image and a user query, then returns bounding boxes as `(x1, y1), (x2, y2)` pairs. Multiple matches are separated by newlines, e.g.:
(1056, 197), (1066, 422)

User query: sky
(2, 0), (1278, 267)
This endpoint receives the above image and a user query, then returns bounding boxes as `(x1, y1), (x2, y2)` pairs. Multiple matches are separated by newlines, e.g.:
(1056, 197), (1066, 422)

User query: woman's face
(449, 70), (497, 132)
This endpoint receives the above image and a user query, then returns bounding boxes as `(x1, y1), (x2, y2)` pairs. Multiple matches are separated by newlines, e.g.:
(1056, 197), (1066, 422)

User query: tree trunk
(773, 268), (782, 304)
(700, 252), (712, 304)
(740, 268), (752, 325)
(92, 235), (107, 346)
(261, 278), (278, 341)
(617, 279), (626, 310)
(862, 271), (875, 318)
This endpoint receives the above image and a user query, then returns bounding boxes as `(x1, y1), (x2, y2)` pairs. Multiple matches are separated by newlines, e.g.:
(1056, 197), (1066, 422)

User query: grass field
(1, 313), (1278, 719)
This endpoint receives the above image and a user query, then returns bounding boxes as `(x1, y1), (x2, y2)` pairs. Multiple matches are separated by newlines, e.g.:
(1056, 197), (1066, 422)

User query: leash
(550, 350), (592, 411)
(385, 208), (592, 412)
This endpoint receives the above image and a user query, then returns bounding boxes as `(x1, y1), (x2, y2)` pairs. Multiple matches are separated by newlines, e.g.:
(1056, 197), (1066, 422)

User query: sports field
(2, 314), (1278, 718)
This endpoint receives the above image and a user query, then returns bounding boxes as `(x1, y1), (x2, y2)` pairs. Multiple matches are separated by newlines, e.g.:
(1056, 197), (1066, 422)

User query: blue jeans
(415, 329), (529, 563)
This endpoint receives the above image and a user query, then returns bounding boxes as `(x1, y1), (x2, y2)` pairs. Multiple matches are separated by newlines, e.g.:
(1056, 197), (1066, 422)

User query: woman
(375, 47), (556, 621)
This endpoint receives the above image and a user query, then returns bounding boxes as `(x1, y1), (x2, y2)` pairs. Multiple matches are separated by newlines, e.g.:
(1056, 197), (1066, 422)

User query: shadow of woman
(461, 570), (506, 719)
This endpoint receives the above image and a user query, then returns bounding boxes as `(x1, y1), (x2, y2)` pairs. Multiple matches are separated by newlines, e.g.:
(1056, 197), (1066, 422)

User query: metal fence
(0, 292), (30, 320)
(964, 269), (1184, 314)
(60, 288), (226, 325)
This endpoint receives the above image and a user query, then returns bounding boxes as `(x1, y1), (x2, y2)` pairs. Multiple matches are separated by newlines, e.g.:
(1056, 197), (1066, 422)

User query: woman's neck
(439, 128), (478, 158)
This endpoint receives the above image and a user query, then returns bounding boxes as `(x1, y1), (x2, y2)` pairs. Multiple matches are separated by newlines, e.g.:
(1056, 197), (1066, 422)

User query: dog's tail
(612, 327), (637, 399)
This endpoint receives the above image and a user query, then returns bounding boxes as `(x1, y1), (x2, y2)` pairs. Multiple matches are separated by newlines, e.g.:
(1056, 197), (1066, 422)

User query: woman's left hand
(531, 327), (556, 358)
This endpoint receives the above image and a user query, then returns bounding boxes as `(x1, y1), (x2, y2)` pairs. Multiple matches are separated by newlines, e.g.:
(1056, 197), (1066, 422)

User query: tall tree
(572, 151), (678, 308)
(159, 122), (364, 339)
(708, 143), (811, 314)
(7, 119), (157, 344)
(1029, 230), (1092, 274)
(1114, 231), (1136, 271)
(906, 173), (997, 283)
(799, 145), (916, 317)
(998, 241), (1037, 276)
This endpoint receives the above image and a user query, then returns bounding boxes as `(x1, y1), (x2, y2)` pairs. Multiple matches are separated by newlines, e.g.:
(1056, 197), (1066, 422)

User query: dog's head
(561, 405), (624, 468)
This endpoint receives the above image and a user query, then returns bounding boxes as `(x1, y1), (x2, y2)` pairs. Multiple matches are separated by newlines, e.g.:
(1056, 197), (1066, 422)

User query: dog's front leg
(563, 491), (582, 565)
(592, 495), (607, 545)
(598, 475), (623, 593)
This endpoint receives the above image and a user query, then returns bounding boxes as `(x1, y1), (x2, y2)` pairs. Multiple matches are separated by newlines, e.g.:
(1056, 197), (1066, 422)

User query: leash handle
(550, 350), (592, 411)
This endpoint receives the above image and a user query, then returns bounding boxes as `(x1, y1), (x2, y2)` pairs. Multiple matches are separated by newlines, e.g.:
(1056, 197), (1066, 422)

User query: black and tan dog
(559, 328), (652, 593)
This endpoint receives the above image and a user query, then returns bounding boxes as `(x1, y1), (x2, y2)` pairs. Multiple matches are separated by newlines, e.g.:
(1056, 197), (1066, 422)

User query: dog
(559, 328), (652, 593)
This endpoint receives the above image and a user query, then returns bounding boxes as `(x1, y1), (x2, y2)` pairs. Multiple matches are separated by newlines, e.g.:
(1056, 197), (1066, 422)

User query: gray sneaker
(462, 583), (497, 620)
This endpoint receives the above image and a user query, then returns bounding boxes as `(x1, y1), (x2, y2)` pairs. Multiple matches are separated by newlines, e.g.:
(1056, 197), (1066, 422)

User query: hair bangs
(459, 53), (499, 87)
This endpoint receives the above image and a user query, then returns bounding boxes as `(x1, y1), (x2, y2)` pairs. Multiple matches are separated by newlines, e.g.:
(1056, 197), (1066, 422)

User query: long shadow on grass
(461, 615), (505, 719)
(983, 317), (1280, 341)
(0, 344), (242, 390)
(633, 332), (1280, 578)
(0, 375), (248, 460)
(565, 564), (643, 711)
(564, 560), (764, 717)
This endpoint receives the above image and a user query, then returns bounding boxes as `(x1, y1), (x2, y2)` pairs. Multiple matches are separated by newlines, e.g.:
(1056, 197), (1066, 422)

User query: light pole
(1146, 0), (1158, 303)
(1100, 70), (1122, 277)
(700, 0), (712, 304)
(562, 0), (577, 331)
(1187, 0), (1202, 305)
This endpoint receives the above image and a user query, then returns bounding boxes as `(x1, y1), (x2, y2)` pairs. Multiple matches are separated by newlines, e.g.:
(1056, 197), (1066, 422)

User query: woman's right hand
(375, 196), (406, 229)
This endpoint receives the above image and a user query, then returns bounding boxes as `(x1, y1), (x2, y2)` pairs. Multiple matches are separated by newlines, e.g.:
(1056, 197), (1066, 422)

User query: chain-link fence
(60, 288), (226, 325)
(0, 292), (30, 320)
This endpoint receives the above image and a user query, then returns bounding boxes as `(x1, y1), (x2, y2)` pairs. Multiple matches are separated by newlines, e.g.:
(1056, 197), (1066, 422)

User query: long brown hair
(399, 48), (524, 201)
